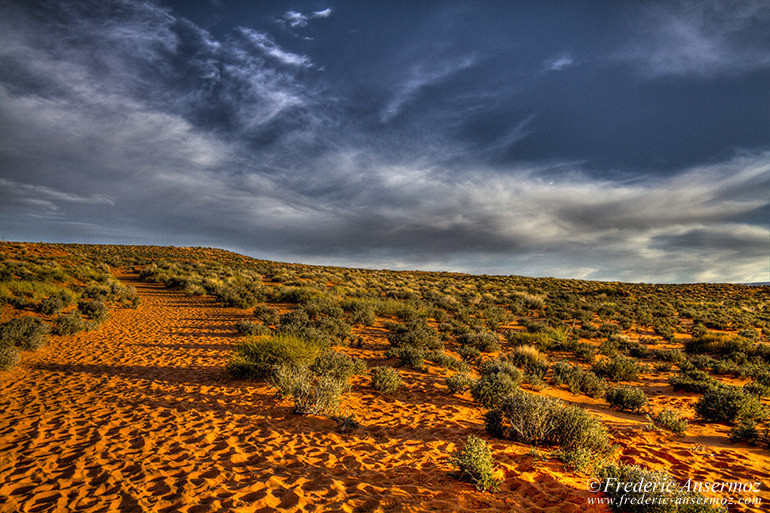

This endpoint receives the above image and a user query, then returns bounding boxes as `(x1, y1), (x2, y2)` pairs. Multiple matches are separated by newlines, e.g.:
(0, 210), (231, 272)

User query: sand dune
(1, 273), (767, 512)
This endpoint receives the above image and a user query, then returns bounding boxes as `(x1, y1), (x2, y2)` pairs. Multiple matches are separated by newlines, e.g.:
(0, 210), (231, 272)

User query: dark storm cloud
(0, 0), (768, 283)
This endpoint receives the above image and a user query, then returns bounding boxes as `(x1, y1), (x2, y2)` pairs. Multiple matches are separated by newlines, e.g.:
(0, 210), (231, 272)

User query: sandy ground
(1, 274), (768, 512)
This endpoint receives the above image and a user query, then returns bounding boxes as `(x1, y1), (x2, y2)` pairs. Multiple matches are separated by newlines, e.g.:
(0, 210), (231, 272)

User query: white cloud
(545, 53), (573, 71)
(238, 27), (312, 67)
(620, 0), (770, 77)
(381, 55), (476, 122)
(281, 8), (333, 28)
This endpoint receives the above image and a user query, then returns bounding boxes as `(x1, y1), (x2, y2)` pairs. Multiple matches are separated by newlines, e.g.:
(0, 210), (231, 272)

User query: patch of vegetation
(225, 333), (324, 379)
(550, 361), (607, 398)
(646, 409), (688, 436)
(0, 317), (49, 351)
(485, 389), (610, 454)
(446, 372), (474, 394)
(695, 386), (766, 424)
(451, 435), (501, 492)
(605, 386), (648, 413)
(592, 355), (642, 381)
(370, 366), (402, 394)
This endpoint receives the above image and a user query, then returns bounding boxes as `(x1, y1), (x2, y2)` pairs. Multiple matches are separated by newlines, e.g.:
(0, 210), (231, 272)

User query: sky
(0, 0), (768, 283)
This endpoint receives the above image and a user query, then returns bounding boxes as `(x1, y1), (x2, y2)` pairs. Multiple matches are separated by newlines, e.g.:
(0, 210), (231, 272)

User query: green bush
(77, 299), (108, 322)
(485, 389), (610, 454)
(386, 345), (426, 371)
(647, 409), (688, 436)
(605, 386), (648, 413)
(446, 372), (474, 394)
(0, 317), (49, 350)
(593, 355), (641, 381)
(729, 421), (769, 448)
(0, 344), (21, 370)
(451, 435), (501, 492)
(371, 366), (402, 394)
(480, 357), (523, 381)
(471, 372), (519, 408)
(457, 345), (481, 362)
(596, 462), (726, 513)
(225, 333), (324, 379)
(550, 361), (606, 398)
(695, 386), (766, 424)
(668, 369), (719, 393)
(425, 350), (468, 371)
(273, 364), (346, 416)
(506, 345), (549, 378)
(38, 294), (64, 315)
(388, 318), (442, 351)
(53, 311), (87, 335)
(253, 304), (280, 325)
(457, 329), (500, 352)
(309, 350), (366, 381)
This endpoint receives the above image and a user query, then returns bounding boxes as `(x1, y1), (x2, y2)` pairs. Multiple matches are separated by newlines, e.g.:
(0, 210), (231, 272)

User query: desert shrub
(457, 345), (481, 362)
(743, 381), (770, 398)
(253, 304), (280, 325)
(234, 320), (269, 335)
(457, 329), (500, 353)
(653, 322), (675, 341)
(272, 286), (317, 304)
(554, 446), (595, 473)
(225, 333), (323, 379)
(426, 350), (468, 371)
(480, 358), (523, 381)
(550, 361), (606, 398)
(273, 364), (346, 416)
(309, 351), (366, 381)
(371, 366), (402, 394)
(446, 372), (474, 394)
(485, 389), (609, 454)
(506, 345), (549, 378)
(0, 345), (21, 370)
(695, 386), (766, 424)
(729, 421), (770, 448)
(654, 362), (673, 372)
(451, 435), (501, 492)
(592, 355), (641, 381)
(647, 409), (688, 436)
(77, 299), (108, 322)
(668, 369), (719, 393)
(53, 311), (87, 335)
(574, 342), (597, 363)
(341, 299), (377, 326)
(685, 333), (751, 356)
(605, 386), (647, 413)
(388, 319), (442, 351)
(471, 372), (519, 408)
(596, 462), (726, 513)
(0, 317), (49, 350)
(386, 345), (426, 371)
(38, 294), (64, 315)
(523, 373), (547, 391)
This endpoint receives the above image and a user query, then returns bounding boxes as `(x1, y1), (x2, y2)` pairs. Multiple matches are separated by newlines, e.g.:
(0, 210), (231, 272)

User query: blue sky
(1, 0), (768, 282)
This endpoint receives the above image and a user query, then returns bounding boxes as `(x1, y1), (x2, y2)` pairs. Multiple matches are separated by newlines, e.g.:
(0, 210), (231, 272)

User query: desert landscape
(1, 242), (768, 512)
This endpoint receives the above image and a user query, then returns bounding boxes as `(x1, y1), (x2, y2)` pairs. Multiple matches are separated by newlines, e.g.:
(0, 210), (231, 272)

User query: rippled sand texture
(1, 274), (768, 512)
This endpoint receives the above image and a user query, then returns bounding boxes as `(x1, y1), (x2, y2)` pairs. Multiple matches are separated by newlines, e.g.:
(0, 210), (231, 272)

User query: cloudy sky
(1, 0), (768, 283)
